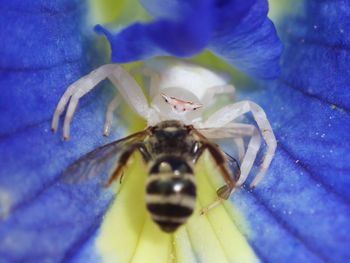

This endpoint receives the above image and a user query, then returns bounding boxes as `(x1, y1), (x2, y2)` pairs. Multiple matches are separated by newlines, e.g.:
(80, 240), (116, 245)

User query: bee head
(146, 156), (196, 232)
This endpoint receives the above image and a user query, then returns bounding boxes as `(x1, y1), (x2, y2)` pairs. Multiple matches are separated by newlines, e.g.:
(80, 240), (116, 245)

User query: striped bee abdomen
(146, 156), (196, 233)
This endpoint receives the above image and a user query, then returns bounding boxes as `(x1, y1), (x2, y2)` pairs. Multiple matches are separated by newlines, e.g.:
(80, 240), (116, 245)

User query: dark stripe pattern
(146, 176), (196, 196)
(146, 157), (197, 232)
(153, 221), (182, 233)
(147, 203), (193, 217)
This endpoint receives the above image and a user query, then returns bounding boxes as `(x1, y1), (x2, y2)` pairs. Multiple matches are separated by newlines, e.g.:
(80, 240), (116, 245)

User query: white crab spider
(52, 59), (276, 188)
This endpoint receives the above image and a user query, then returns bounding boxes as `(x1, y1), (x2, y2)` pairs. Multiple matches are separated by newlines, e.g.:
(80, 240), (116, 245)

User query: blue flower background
(0, 0), (349, 262)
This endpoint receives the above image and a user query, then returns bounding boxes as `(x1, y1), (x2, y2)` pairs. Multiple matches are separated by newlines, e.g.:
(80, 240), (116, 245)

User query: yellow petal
(88, 0), (150, 25)
(97, 153), (259, 263)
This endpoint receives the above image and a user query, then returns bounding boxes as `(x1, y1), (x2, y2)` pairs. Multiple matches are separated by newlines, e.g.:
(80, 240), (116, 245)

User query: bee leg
(105, 143), (148, 187)
(199, 186), (237, 215)
(199, 198), (223, 216)
(199, 185), (238, 215)
(119, 172), (125, 184)
(194, 142), (238, 215)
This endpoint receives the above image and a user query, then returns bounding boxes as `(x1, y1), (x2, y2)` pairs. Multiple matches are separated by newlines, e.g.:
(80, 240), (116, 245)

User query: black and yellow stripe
(146, 157), (196, 232)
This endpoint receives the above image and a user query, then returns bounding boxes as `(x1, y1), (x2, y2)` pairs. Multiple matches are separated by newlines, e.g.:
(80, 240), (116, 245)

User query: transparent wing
(62, 130), (149, 184)
(225, 152), (241, 182)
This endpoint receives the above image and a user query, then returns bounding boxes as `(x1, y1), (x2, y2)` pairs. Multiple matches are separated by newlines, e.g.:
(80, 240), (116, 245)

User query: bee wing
(224, 152), (241, 182)
(62, 130), (148, 184)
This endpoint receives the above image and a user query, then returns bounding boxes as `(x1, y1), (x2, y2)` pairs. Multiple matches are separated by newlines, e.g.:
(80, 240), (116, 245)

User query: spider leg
(238, 128), (261, 186)
(233, 137), (245, 161)
(199, 123), (261, 186)
(52, 65), (116, 133)
(198, 123), (244, 160)
(203, 100), (277, 187)
(52, 64), (151, 139)
(129, 64), (159, 99)
(104, 96), (120, 137)
(107, 67), (150, 117)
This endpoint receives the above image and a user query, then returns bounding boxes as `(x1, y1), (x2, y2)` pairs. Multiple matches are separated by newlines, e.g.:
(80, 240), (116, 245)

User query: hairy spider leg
(104, 96), (120, 136)
(202, 100), (277, 187)
(200, 123), (261, 186)
(52, 64), (151, 139)
(233, 137), (245, 161)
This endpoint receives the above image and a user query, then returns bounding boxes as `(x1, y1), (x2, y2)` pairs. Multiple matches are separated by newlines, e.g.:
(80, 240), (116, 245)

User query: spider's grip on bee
(53, 60), (276, 233)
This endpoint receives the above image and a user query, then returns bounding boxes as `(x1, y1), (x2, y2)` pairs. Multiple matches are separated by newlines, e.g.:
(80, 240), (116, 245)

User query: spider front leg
(203, 100), (277, 187)
(52, 64), (151, 140)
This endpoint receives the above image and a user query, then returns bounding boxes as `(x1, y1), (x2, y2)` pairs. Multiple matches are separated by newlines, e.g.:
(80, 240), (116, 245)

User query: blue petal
(2, 0), (349, 262)
(232, 1), (350, 261)
(141, 0), (254, 29)
(0, 1), (118, 261)
(140, 0), (200, 20)
(0, 0), (89, 134)
(208, 0), (283, 79)
(95, 0), (213, 59)
(96, 0), (282, 79)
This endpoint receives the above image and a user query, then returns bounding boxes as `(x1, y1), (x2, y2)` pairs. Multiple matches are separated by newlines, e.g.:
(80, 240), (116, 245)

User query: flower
(94, 0), (283, 79)
(0, 1), (117, 261)
(0, 1), (349, 263)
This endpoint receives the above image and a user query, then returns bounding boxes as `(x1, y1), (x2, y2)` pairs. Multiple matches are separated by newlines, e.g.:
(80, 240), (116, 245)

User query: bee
(52, 59), (277, 233)
(61, 120), (240, 232)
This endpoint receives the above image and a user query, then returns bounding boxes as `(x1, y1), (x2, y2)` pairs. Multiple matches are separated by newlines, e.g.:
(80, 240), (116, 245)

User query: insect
(52, 59), (277, 232)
